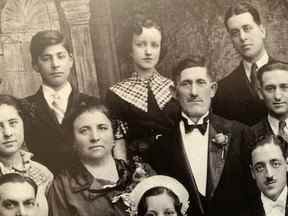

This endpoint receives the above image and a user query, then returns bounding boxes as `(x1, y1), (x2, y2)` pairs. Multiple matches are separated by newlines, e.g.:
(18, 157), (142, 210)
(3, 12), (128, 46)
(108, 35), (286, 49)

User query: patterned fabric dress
(0, 150), (53, 216)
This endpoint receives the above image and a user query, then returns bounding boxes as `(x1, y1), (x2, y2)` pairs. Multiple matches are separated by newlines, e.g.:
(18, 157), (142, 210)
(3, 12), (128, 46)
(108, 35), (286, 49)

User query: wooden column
(61, 0), (99, 97)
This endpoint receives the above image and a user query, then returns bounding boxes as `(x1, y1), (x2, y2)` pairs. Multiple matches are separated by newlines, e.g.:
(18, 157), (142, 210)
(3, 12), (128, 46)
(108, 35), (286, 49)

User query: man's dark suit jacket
(21, 87), (96, 174)
(213, 58), (277, 126)
(151, 113), (256, 216)
(252, 117), (274, 139)
(241, 191), (288, 216)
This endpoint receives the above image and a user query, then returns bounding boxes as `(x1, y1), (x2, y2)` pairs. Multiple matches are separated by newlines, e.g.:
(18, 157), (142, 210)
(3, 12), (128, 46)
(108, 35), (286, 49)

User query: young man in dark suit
(213, 2), (277, 126)
(21, 30), (96, 174)
(243, 135), (288, 216)
(151, 56), (255, 216)
(252, 62), (288, 150)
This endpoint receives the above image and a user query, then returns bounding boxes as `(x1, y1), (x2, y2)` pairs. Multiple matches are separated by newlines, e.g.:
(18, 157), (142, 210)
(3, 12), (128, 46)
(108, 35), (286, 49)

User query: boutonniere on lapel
(212, 133), (231, 160)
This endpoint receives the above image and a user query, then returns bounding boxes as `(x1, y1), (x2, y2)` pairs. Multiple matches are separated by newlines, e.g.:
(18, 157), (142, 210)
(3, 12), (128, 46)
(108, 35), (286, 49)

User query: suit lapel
(206, 114), (231, 198)
(63, 88), (80, 120)
(32, 88), (63, 133)
(255, 195), (266, 216)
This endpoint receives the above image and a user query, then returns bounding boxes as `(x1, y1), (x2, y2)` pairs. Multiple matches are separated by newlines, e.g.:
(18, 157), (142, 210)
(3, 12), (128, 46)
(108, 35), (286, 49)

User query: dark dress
(48, 159), (154, 216)
(106, 71), (179, 162)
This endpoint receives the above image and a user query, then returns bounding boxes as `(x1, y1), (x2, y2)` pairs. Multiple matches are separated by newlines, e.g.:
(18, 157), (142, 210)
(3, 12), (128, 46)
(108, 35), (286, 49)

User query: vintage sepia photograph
(0, 0), (287, 215)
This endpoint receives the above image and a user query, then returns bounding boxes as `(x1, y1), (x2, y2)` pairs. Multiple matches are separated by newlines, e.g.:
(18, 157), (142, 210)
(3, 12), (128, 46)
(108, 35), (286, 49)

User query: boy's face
(33, 43), (73, 90)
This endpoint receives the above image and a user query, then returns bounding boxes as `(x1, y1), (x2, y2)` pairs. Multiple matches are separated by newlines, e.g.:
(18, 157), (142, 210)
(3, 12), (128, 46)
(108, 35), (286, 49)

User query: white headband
(128, 175), (190, 216)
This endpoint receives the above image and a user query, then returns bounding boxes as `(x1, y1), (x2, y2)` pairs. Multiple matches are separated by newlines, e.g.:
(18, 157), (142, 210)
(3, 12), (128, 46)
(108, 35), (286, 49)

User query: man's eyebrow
(2, 199), (18, 204)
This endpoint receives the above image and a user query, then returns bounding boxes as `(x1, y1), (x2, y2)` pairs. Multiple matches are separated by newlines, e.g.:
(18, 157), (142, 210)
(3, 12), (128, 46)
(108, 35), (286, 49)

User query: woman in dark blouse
(106, 15), (179, 162)
(48, 101), (154, 216)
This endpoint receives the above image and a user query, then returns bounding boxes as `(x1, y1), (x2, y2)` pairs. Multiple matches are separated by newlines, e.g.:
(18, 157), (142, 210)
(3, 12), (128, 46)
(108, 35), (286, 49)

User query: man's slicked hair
(224, 2), (261, 30)
(257, 61), (288, 86)
(249, 135), (287, 164)
(0, 173), (38, 196)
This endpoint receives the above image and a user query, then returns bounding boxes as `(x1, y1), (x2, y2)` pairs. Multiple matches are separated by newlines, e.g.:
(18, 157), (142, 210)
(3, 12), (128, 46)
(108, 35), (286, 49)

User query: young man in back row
(21, 30), (96, 174)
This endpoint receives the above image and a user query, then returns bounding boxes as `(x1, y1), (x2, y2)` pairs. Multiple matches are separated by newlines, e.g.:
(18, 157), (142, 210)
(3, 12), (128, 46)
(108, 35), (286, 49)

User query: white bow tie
(265, 200), (286, 215)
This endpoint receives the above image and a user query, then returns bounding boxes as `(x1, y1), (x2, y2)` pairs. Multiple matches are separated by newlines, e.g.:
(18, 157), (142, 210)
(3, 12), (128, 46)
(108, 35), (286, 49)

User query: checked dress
(106, 71), (179, 162)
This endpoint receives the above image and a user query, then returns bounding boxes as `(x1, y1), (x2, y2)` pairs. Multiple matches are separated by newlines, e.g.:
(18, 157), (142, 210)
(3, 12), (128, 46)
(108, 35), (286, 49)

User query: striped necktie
(51, 94), (65, 124)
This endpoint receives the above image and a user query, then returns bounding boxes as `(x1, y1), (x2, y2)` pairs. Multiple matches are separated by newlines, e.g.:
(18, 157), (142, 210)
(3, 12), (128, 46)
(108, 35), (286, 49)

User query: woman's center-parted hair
(137, 186), (183, 216)
(120, 14), (167, 63)
(0, 95), (23, 120)
(64, 100), (117, 146)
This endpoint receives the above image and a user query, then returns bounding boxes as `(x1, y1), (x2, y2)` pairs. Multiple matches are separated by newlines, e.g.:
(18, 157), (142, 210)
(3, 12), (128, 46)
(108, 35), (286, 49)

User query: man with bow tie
(151, 55), (255, 216)
(242, 135), (288, 216)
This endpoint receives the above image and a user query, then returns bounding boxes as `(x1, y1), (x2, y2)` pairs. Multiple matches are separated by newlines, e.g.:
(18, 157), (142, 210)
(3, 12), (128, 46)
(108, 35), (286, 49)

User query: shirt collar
(0, 150), (33, 174)
(181, 112), (209, 125)
(243, 51), (269, 80)
(261, 186), (287, 214)
(42, 82), (72, 101)
(267, 114), (288, 135)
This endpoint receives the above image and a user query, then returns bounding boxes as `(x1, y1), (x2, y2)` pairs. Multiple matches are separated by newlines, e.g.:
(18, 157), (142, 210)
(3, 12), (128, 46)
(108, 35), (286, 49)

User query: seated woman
(129, 175), (190, 216)
(48, 101), (154, 216)
(0, 95), (53, 216)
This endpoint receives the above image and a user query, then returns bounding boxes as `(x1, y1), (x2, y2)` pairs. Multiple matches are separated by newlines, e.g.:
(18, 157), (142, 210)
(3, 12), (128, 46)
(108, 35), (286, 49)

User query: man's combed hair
(172, 55), (214, 84)
(257, 61), (288, 86)
(0, 173), (38, 196)
(30, 30), (72, 65)
(249, 134), (287, 164)
(224, 2), (261, 29)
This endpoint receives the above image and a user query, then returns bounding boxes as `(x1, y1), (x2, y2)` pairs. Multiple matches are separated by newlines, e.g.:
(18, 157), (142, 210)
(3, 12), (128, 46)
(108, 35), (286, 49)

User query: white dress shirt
(42, 82), (72, 117)
(261, 186), (287, 216)
(180, 112), (209, 196)
(268, 114), (288, 136)
(243, 51), (269, 82)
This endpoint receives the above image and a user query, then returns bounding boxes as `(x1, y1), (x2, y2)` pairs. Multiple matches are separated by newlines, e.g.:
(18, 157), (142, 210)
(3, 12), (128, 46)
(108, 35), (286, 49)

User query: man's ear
(257, 87), (264, 100)
(210, 82), (218, 98)
(259, 24), (266, 39)
(250, 164), (256, 179)
(169, 85), (177, 99)
(32, 64), (39, 73)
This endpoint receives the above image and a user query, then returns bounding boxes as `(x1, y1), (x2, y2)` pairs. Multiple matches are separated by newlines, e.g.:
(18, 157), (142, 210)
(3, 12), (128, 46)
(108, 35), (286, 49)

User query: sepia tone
(0, 0), (287, 99)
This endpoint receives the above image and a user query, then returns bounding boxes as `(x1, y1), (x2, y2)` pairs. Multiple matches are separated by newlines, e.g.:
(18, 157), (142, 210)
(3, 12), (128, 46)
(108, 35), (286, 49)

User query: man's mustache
(265, 176), (276, 185)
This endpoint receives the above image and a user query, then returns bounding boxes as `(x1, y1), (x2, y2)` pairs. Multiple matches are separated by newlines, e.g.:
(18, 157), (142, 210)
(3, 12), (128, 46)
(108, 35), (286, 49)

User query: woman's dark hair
(64, 99), (117, 146)
(0, 94), (23, 120)
(122, 14), (166, 62)
(137, 186), (183, 216)
(30, 30), (72, 66)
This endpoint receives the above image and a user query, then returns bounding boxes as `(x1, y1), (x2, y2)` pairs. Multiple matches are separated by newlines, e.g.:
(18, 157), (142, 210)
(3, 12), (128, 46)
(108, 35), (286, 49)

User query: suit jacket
(252, 117), (274, 139)
(241, 191), (288, 216)
(151, 114), (255, 216)
(21, 87), (97, 174)
(213, 57), (277, 126)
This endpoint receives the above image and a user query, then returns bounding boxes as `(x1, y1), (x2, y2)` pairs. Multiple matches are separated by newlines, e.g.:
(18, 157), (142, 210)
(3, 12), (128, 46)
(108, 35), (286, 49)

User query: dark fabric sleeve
(48, 177), (72, 216)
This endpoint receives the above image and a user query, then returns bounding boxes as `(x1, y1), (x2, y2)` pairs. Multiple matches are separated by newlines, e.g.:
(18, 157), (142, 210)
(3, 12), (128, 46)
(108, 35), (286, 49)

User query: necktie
(182, 117), (208, 135)
(279, 120), (288, 143)
(51, 94), (65, 124)
(250, 63), (258, 90)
